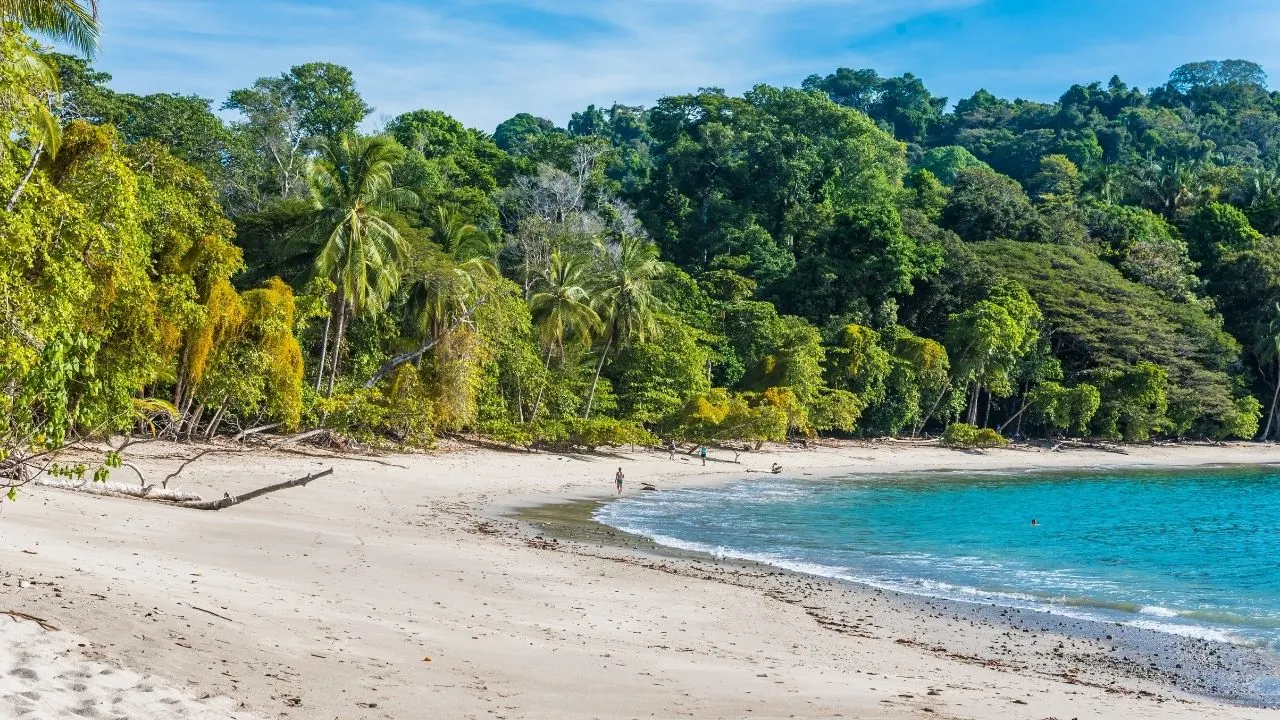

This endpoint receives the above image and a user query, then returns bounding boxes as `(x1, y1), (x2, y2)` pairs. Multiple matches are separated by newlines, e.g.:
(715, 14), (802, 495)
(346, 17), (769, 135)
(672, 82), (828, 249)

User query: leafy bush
(305, 369), (435, 447)
(481, 418), (655, 452)
(562, 418), (657, 451)
(308, 388), (390, 442)
(941, 423), (1008, 448)
(479, 419), (535, 447)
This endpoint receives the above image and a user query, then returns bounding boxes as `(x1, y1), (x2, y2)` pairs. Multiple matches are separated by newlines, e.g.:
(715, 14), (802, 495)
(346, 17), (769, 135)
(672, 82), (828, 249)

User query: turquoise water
(595, 465), (1280, 649)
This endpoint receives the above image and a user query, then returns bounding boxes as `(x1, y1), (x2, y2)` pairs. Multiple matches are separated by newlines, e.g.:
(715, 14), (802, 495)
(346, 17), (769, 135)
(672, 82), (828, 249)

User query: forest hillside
(6, 9), (1280, 484)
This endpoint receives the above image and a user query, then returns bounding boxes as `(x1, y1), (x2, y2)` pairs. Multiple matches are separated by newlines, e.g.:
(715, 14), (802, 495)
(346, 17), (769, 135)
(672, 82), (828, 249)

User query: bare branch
(181, 468), (334, 511)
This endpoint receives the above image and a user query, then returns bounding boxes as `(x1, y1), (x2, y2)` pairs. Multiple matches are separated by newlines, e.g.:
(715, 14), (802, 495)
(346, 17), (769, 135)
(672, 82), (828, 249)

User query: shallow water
(595, 465), (1280, 650)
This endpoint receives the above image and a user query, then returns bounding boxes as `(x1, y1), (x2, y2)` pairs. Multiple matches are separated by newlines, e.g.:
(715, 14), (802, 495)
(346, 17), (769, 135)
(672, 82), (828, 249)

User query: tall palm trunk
(583, 333), (614, 420)
(326, 295), (349, 397)
(529, 345), (555, 422)
(914, 378), (951, 438)
(1265, 362), (1280, 442)
(967, 382), (981, 425)
(315, 297), (333, 392)
(6, 142), (43, 212)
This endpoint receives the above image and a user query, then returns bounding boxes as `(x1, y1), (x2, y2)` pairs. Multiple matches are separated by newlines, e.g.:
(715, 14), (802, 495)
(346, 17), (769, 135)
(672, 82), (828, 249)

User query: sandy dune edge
(2, 440), (1279, 719)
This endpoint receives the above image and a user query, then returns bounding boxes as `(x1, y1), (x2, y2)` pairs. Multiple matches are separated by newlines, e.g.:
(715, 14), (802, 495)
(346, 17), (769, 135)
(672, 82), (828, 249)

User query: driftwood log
(181, 468), (333, 511)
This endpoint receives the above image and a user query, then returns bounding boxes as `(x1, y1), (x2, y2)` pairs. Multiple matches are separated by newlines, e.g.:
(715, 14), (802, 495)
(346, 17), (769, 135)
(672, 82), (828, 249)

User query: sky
(87, 0), (1280, 133)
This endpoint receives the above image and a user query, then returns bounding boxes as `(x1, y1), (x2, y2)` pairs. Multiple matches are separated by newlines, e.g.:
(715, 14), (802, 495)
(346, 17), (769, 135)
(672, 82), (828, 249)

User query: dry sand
(3, 439), (1280, 719)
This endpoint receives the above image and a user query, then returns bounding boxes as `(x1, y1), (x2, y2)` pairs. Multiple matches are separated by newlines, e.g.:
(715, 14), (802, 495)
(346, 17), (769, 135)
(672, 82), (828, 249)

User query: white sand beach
(4, 440), (1280, 719)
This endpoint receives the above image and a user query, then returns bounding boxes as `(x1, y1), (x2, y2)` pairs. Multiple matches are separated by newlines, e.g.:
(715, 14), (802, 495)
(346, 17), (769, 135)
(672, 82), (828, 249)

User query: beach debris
(181, 467), (334, 511)
(32, 477), (202, 502)
(185, 604), (234, 622)
(2, 610), (58, 631)
(526, 537), (559, 550)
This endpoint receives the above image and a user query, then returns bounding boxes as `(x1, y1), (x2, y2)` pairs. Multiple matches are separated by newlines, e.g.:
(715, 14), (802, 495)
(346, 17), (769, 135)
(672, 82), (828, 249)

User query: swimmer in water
(1030, 518), (1039, 526)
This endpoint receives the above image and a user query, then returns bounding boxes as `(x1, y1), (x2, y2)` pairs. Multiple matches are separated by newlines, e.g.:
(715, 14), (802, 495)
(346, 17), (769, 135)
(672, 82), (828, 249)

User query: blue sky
(89, 0), (1280, 133)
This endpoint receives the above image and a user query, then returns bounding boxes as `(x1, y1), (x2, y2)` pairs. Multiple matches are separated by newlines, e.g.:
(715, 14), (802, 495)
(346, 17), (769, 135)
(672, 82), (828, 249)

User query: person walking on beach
(615, 468), (625, 496)
(699, 446), (707, 466)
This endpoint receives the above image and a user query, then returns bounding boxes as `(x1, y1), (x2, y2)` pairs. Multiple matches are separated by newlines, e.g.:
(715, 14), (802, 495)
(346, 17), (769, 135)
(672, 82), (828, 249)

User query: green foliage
(669, 388), (789, 447)
(1180, 202), (1263, 266)
(828, 324), (890, 406)
(946, 279), (1042, 423)
(612, 318), (711, 425)
(1085, 204), (1197, 299)
(973, 241), (1243, 437)
(13, 21), (1280, 457)
(1027, 382), (1101, 435)
(941, 423), (1008, 448)
(1091, 362), (1169, 441)
(918, 146), (990, 185)
(494, 113), (558, 154)
(941, 168), (1043, 242)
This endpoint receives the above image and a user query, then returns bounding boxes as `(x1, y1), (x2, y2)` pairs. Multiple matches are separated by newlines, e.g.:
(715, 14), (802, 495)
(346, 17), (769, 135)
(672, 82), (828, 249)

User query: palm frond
(3, 0), (100, 56)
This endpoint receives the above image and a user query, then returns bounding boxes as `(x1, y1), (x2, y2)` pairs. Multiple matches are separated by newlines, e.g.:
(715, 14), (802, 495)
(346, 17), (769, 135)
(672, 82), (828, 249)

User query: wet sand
(519, 494), (1280, 707)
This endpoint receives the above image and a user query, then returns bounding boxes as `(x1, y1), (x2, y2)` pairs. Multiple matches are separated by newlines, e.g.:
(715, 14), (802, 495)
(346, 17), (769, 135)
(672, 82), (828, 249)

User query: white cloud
(92, 0), (983, 131)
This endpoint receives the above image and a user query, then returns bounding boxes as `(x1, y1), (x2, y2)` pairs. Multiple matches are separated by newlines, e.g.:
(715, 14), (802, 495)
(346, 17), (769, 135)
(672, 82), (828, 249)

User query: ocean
(594, 464), (1280, 652)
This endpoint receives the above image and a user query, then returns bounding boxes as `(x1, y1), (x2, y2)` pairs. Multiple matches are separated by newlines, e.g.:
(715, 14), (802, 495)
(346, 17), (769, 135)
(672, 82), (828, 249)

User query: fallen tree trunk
(267, 429), (329, 447)
(181, 468), (333, 511)
(33, 477), (202, 502)
(233, 423), (281, 442)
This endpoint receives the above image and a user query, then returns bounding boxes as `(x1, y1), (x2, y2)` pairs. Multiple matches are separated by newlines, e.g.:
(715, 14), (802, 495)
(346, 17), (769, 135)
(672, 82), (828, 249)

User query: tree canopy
(7, 11), (1280, 500)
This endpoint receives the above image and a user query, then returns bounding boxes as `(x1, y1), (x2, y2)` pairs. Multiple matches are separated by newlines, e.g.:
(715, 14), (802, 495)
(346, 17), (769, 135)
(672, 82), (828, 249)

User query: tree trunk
(185, 404), (205, 442)
(967, 382), (981, 425)
(315, 298), (333, 392)
(326, 295), (348, 397)
(5, 142), (42, 212)
(583, 333), (613, 420)
(914, 379), (952, 438)
(998, 394), (1037, 435)
(174, 396), (196, 440)
(1265, 363), (1280, 442)
(206, 401), (228, 440)
(1015, 383), (1028, 437)
(515, 377), (525, 424)
(529, 345), (555, 423)
(181, 468), (333, 511)
(983, 390), (992, 428)
(173, 343), (190, 411)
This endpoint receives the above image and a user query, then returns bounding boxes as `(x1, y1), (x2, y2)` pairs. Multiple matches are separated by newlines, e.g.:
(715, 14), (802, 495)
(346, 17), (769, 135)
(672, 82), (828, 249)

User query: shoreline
(514, 488), (1280, 708)
(5, 440), (1280, 718)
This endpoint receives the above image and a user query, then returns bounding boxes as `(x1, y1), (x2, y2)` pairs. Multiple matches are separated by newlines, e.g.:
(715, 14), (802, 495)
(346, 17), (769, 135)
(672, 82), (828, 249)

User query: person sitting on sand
(771, 463), (782, 474)
(615, 468), (624, 496)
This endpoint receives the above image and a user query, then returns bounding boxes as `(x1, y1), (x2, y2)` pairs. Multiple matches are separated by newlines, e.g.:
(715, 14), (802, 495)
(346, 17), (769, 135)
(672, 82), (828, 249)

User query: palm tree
(1, 0), (92, 211)
(426, 206), (492, 264)
(2, 0), (99, 56)
(307, 134), (418, 395)
(583, 235), (665, 419)
(528, 251), (600, 420)
(1128, 158), (1206, 218)
(400, 207), (498, 346)
(1085, 163), (1123, 205)
(1257, 302), (1280, 442)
